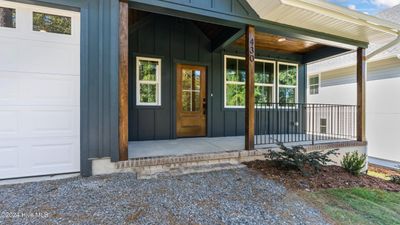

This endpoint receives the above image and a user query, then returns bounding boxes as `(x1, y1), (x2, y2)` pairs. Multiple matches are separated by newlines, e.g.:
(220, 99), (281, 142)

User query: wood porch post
(356, 47), (366, 142)
(119, 0), (129, 161)
(245, 25), (255, 150)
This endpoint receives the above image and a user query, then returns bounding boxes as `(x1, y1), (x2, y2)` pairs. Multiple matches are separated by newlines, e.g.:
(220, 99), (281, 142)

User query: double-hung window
(224, 56), (275, 108)
(278, 62), (298, 104)
(309, 74), (320, 95)
(225, 56), (246, 107)
(255, 60), (275, 104)
(136, 57), (161, 106)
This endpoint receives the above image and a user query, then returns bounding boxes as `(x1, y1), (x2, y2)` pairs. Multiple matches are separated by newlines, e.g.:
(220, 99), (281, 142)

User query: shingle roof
(308, 4), (400, 74)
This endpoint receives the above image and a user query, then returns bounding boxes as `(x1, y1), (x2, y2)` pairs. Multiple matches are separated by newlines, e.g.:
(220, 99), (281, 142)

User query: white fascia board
(283, 0), (400, 35)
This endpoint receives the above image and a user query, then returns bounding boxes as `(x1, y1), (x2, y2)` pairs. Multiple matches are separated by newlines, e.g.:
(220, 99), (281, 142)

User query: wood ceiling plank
(235, 32), (322, 54)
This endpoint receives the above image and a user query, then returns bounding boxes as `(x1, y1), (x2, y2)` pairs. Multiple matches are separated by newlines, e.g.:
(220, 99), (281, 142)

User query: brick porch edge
(114, 141), (367, 169)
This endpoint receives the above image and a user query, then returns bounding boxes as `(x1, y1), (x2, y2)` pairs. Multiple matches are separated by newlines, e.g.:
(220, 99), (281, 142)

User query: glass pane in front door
(182, 69), (201, 112)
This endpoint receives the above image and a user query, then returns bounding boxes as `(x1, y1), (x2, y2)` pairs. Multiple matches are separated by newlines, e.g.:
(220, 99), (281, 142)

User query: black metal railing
(255, 103), (357, 145)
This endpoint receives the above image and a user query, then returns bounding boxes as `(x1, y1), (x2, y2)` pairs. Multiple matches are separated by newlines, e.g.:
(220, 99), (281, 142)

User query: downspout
(366, 35), (400, 61)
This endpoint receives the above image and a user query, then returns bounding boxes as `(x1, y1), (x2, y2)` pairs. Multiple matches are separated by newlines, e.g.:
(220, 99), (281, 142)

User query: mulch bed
(369, 164), (400, 177)
(244, 160), (400, 192)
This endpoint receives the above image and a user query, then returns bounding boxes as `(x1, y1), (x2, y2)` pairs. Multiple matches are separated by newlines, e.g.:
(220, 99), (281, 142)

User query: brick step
(137, 163), (247, 179)
(109, 150), (267, 179)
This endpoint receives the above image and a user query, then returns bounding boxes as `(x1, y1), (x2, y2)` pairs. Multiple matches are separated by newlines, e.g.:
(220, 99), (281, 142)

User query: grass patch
(305, 188), (400, 225)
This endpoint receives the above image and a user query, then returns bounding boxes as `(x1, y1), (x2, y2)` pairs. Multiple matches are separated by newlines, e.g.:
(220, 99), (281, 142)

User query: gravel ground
(0, 168), (330, 225)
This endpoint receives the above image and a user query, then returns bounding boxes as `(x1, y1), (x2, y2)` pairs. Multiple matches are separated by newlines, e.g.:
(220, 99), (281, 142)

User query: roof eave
(284, 0), (400, 35)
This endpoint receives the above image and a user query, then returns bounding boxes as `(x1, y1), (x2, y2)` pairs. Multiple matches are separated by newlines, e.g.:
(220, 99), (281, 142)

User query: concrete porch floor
(128, 135), (352, 159)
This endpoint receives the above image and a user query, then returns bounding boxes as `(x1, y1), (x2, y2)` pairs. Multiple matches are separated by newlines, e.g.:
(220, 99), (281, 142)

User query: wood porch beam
(245, 25), (255, 150)
(211, 28), (245, 52)
(129, 14), (155, 35)
(119, 0), (129, 161)
(357, 47), (366, 142)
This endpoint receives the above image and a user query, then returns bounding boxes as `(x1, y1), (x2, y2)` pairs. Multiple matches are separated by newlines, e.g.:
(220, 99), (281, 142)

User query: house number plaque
(249, 37), (255, 62)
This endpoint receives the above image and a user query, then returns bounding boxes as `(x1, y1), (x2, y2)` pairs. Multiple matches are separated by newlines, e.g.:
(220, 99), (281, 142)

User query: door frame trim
(172, 60), (210, 139)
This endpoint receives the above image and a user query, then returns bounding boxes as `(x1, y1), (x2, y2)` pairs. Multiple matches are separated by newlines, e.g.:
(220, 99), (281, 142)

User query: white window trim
(32, 11), (73, 36)
(308, 73), (321, 95)
(0, 5), (16, 30)
(224, 55), (276, 108)
(277, 62), (299, 104)
(136, 57), (162, 106)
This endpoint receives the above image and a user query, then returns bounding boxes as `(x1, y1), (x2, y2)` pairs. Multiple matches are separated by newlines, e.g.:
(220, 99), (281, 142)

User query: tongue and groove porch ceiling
(235, 32), (322, 54)
(129, 8), (329, 56)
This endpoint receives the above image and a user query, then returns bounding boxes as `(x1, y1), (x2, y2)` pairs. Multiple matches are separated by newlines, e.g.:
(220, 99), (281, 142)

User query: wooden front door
(176, 64), (207, 137)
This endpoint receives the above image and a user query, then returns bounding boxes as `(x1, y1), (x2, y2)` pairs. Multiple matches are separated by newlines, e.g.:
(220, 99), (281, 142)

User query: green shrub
(266, 142), (339, 176)
(341, 151), (367, 176)
(391, 176), (400, 184)
(390, 165), (400, 185)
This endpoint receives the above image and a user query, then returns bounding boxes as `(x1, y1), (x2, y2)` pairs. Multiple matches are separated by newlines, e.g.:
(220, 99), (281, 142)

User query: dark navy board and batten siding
(129, 15), (212, 141)
(129, 14), (307, 141)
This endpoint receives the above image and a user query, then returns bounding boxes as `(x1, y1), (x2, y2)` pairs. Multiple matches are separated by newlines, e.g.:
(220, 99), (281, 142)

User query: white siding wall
(307, 58), (400, 163)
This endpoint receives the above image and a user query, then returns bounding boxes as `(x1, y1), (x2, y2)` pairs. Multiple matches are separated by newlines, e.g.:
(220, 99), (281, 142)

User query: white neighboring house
(307, 5), (400, 168)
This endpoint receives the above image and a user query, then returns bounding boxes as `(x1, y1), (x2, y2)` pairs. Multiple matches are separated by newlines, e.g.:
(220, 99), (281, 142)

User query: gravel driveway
(0, 168), (330, 225)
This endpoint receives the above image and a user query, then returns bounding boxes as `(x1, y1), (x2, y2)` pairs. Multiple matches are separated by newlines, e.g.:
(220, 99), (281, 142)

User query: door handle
(203, 98), (207, 115)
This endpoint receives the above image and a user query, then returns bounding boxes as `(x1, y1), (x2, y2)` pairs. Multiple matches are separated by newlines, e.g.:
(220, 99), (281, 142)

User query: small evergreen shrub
(390, 165), (400, 185)
(341, 151), (367, 176)
(265, 142), (339, 176)
(391, 176), (400, 185)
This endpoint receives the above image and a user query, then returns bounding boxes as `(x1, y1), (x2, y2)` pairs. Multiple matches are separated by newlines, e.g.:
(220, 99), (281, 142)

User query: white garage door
(0, 2), (80, 179)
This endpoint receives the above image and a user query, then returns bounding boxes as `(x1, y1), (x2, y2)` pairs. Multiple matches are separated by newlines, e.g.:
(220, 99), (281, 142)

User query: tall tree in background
(0, 7), (14, 28)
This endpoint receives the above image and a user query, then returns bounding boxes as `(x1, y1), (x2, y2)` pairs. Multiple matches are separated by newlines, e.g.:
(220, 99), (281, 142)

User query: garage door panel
(0, 76), (19, 102)
(0, 37), (20, 70)
(0, 146), (19, 171)
(29, 109), (76, 136)
(30, 143), (74, 168)
(0, 107), (78, 138)
(0, 141), (25, 180)
(0, 137), (79, 179)
(23, 42), (79, 75)
(0, 110), (19, 137)
(0, 36), (79, 76)
(26, 137), (79, 174)
(21, 75), (79, 105)
(0, 71), (79, 106)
